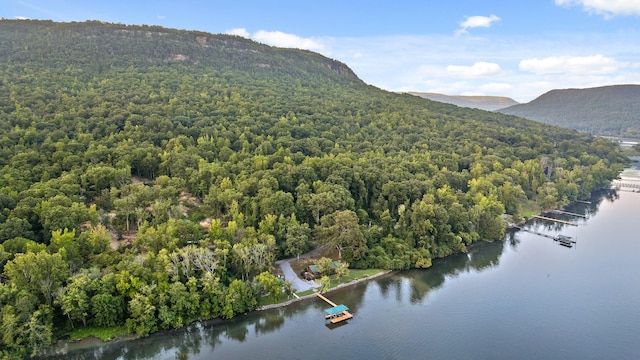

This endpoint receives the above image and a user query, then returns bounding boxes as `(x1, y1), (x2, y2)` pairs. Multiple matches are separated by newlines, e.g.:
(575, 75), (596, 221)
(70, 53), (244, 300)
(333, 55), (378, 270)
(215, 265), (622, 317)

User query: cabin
(305, 261), (339, 280)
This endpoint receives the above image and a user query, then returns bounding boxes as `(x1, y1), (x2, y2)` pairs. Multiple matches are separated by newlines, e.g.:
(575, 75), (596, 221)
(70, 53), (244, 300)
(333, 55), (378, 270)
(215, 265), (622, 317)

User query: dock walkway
(516, 227), (577, 248)
(516, 227), (556, 239)
(551, 210), (586, 218)
(533, 215), (578, 226)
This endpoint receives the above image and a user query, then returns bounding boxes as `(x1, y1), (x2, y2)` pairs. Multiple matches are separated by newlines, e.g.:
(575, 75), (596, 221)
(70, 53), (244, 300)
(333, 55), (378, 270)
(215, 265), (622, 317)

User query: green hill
(497, 85), (640, 137)
(0, 20), (626, 357)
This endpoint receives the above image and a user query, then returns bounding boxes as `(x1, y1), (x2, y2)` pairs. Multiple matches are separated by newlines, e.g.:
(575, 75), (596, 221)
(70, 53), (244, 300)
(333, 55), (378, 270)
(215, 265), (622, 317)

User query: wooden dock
(316, 293), (337, 306)
(316, 293), (353, 324)
(517, 227), (556, 239)
(517, 228), (577, 248)
(551, 210), (586, 218)
(533, 215), (578, 226)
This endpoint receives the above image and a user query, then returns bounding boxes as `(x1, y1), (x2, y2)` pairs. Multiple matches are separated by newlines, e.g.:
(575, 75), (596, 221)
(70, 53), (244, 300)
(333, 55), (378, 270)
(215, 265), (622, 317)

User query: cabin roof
(309, 261), (339, 274)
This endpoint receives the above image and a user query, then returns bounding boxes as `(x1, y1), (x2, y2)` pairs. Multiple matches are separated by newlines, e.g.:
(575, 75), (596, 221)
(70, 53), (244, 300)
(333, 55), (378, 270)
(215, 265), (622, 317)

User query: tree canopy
(0, 20), (628, 357)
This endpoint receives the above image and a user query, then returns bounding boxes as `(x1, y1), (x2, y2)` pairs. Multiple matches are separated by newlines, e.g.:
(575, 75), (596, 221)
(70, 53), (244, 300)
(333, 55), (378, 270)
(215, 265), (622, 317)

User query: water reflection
(42, 320), (224, 359)
(523, 189), (617, 236)
(48, 232), (512, 359)
(389, 236), (507, 305)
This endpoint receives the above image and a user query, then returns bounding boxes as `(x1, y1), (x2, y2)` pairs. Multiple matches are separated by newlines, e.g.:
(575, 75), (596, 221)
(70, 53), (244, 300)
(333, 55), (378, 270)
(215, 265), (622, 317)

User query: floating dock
(554, 234), (576, 248)
(316, 293), (353, 324)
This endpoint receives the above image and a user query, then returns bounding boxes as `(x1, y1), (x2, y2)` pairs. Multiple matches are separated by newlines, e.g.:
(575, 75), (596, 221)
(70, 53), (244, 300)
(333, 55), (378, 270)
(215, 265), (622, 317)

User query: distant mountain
(407, 92), (519, 111)
(497, 85), (640, 137)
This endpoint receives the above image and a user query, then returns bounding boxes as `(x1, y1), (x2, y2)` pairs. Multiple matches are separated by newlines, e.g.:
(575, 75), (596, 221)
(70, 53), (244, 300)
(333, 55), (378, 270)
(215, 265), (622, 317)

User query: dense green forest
(498, 85), (640, 137)
(0, 20), (627, 357)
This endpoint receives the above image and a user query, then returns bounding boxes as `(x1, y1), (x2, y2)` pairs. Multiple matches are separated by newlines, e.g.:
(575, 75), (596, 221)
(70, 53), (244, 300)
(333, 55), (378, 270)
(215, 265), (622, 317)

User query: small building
(305, 261), (339, 280)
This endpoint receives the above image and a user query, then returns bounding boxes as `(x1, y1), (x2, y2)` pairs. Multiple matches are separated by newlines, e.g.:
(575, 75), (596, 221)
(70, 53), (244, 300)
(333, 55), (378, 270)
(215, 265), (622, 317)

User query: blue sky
(3, 0), (640, 102)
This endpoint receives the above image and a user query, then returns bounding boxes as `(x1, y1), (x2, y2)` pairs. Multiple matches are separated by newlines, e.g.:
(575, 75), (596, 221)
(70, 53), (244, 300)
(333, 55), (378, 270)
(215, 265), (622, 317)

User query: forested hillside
(0, 20), (627, 357)
(498, 85), (640, 137)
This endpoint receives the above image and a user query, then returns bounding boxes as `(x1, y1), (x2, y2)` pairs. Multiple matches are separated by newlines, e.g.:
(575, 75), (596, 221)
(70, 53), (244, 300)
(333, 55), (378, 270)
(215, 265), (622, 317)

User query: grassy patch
(335, 269), (385, 284)
(258, 291), (295, 306)
(296, 289), (315, 297)
(70, 325), (129, 341)
(321, 269), (387, 291)
(292, 269), (386, 296)
(519, 199), (541, 219)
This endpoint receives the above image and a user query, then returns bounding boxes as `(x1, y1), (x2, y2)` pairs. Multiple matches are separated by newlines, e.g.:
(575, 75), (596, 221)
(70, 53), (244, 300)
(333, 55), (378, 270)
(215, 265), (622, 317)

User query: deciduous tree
(318, 210), (366, 261)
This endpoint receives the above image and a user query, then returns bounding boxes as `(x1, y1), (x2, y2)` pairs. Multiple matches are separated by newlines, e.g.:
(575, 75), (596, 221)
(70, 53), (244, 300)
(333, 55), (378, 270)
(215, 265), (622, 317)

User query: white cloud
(253, 30), (325, 51)
(14, 16), (29, 20)
(225, 28), (251, 38)
(456, 15), (500, 35)
(519, 54), (628, 75)
(210, 27), (640, 102)
(223, 28), (325, 51)
(446, 62), (503, 77)
(326, 31), (640, 102)
(555, 0), (640, 17)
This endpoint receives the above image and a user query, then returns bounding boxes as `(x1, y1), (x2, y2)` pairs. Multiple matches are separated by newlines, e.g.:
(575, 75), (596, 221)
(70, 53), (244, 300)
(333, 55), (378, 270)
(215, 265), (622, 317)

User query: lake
(46, 176), (640, 359)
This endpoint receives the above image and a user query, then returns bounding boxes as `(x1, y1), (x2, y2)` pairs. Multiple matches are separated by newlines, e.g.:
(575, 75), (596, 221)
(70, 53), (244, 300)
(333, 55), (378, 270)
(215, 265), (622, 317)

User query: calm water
(47, 187), (640, 359)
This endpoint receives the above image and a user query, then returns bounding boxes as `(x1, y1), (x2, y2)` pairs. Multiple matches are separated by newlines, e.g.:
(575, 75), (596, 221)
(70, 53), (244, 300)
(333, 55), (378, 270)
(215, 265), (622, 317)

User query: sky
(3, 0), (640, 102)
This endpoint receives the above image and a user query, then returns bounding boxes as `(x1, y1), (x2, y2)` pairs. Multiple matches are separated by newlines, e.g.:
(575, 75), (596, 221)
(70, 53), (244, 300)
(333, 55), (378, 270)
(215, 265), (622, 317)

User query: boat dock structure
(550, 210), (587, 218)
(554, 234), (576, 248)
(611, 178), (640, 191)
(316, 293), (353, 324)
(515, 227), (578, 248)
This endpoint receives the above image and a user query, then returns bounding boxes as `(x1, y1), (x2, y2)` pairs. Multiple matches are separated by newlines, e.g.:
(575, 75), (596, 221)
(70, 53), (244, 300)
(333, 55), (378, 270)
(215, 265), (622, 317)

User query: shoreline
(258, 270), (394, 311)
(43, 192), (615, 356)
(43, 269), (393, 356)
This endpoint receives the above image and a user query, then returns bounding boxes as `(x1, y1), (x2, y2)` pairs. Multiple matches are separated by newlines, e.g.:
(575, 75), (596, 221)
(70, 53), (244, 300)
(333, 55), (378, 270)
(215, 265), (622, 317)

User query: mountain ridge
(497, 84), (640, 137)
(0, 19), (360, 83)
(407, 92), (519, 111)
